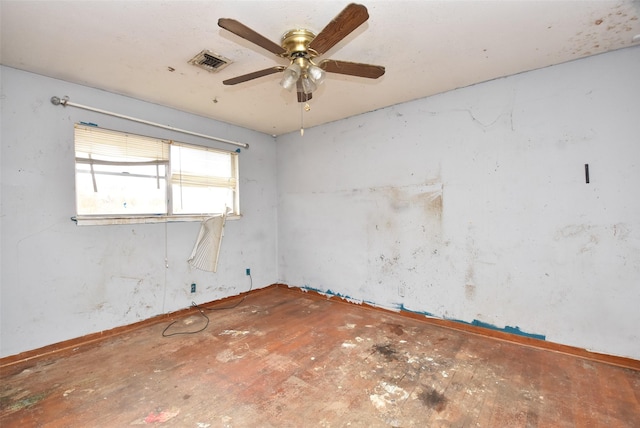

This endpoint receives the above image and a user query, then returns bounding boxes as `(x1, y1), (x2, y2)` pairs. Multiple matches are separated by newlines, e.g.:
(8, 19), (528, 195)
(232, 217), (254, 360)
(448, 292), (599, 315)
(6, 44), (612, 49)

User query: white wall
(276, 47), (640, 360)
(3, 46), (639, 361)
(0, 67), (278, 357)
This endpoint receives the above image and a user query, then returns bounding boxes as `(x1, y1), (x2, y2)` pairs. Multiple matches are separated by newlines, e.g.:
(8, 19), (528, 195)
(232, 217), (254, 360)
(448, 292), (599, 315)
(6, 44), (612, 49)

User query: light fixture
(276, 29), (329, 137)
(279, 61), (302, 91)
(300, 75), (317, 94)
(279, 56), (326, 95)
(307, 63), (325, 86)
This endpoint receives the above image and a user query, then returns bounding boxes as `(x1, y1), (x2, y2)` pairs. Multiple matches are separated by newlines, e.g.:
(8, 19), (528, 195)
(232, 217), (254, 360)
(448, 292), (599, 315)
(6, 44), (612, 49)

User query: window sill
(72, 214), (241, 226)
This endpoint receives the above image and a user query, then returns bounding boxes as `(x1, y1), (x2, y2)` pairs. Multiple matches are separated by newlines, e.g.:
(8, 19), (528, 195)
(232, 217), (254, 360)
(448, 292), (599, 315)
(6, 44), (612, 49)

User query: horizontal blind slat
(75, 124), (169, 161)
(171, 173), (237, 188)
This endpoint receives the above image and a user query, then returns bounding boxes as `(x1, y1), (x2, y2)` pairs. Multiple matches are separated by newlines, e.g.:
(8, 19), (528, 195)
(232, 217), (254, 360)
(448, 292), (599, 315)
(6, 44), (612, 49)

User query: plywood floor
(1, 286), (639, 427)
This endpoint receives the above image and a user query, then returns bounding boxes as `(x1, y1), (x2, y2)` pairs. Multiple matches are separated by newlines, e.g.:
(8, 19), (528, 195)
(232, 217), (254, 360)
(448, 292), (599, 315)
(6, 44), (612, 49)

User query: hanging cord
(300, 102), (304, 136)
(161, 274), (253, 337)
(162, 220), (169, 312)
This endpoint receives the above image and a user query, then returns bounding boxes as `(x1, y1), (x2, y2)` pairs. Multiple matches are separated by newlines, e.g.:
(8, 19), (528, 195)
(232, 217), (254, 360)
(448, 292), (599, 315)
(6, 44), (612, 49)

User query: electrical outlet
(398, 284), (405, 297)
(246, 268), (251, 276)
(191, 283), (196, 293)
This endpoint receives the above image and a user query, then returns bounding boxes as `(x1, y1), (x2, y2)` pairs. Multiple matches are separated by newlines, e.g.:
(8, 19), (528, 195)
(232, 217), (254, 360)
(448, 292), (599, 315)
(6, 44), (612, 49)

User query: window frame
(73, 124), (240, 225)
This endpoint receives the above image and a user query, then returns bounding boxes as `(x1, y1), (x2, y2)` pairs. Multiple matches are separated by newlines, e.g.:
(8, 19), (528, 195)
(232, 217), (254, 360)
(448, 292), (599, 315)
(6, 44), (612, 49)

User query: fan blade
(296, 80), (312, 102)
(308, 3), (369, 55)
(218, 18), (286, 56)
(223, 66), (286, 85)
(319, 60), (385, 79)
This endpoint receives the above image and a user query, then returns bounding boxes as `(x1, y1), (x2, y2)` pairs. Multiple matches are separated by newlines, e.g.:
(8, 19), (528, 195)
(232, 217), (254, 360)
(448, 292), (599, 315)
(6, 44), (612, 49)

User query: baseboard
(3, 283), (638, 372)
(0, 284), (277, 369)
(274, 283), (640, 371)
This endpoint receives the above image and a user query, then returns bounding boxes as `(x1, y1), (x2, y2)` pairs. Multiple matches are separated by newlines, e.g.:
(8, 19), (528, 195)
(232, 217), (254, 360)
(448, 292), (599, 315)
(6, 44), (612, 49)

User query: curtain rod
(50, 96), (249, 149)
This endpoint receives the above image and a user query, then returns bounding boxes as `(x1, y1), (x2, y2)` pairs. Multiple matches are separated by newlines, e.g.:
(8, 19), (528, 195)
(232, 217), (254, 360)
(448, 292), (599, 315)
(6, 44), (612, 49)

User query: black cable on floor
(161, 274), (253, 337)
(162, 302), (209, 337)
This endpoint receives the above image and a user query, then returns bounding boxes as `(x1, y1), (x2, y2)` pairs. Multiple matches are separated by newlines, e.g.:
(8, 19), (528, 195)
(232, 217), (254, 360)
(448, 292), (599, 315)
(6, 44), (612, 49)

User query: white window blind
(75, 124), (169, 162)
(74, 124), (240, 225)
(171, 142), (237, 189)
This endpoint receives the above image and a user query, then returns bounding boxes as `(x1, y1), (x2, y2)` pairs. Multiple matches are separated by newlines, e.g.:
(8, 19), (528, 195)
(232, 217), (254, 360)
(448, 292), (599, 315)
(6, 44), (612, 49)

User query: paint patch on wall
(301, 285), (363, 305)
(469, 319), (546, 340)
(365, 182), (444, 303)
(398, 303), (546, 340)
(465, 283), (476, 300)
(300, 286), (546, 341)
(380, 182), (443, 219)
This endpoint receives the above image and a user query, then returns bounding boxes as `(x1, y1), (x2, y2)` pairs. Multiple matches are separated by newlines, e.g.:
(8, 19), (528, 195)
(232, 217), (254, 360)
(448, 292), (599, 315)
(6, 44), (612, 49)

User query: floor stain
(373, 344), (398, 361)
(385, 323), (405, 336)
(142, 407), (180, 423)
(2, 391), (49, 414)
(419, 387), (447, 412)
(2, 287), (638, 427)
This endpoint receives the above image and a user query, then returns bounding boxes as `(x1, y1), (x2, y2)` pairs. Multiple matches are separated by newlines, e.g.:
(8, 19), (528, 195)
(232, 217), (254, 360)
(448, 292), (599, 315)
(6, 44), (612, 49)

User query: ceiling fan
(218, 3), (385, 103)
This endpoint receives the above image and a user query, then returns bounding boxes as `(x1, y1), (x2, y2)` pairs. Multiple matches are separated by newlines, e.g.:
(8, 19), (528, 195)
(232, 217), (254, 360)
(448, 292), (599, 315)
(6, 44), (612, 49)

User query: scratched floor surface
(1, 286), (639, 427)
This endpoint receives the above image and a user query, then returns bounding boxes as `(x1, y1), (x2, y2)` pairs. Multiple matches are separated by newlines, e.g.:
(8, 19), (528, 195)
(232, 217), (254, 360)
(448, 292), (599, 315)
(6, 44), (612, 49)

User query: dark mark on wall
(585, 163), (590, 183)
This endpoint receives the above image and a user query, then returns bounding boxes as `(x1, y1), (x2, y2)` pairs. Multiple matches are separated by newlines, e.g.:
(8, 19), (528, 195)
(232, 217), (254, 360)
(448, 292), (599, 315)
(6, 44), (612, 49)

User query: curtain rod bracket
(50, 96), (69, 106)
(50, 95), (248, 149)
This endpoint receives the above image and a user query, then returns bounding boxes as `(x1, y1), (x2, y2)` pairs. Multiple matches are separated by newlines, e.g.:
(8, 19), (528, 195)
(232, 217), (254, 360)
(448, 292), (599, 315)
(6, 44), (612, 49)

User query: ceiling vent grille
(188, 50), (232, 72)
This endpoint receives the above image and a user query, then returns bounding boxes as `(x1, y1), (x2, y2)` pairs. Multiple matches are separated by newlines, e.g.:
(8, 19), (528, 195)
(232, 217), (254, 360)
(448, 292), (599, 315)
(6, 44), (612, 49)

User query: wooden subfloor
(1, 286), (639, 427)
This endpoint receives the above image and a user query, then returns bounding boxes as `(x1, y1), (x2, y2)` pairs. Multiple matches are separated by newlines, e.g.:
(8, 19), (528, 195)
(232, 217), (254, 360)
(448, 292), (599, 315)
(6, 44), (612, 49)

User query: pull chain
(300, 102), (311, 136)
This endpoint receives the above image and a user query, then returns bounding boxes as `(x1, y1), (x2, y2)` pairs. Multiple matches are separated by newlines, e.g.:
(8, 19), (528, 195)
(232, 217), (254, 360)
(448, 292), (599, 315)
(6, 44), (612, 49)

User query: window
(74, 124), (239, 224)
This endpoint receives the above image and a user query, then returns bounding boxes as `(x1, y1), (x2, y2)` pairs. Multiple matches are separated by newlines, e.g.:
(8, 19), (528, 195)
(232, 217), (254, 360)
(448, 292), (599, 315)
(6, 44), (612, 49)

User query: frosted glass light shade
(300, 76), (317, 94)
(307, 64), (326, 85)
(280, 63), (302, 91)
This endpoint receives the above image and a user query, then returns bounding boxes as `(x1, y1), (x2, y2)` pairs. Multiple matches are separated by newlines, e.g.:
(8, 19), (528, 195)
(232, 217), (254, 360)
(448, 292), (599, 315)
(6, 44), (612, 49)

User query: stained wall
(276, 47), (640, 359)
(0, 67), (278, 357)
(2, 46), (639, 360)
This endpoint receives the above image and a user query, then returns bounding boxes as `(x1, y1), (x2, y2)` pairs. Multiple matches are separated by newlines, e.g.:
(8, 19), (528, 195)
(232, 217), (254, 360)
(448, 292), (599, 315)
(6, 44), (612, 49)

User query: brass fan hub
(281, 29), (316, 58)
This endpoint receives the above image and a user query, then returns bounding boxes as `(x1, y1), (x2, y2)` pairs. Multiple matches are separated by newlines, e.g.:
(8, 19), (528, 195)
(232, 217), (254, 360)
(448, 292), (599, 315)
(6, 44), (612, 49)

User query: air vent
(188, 50), (232, 72)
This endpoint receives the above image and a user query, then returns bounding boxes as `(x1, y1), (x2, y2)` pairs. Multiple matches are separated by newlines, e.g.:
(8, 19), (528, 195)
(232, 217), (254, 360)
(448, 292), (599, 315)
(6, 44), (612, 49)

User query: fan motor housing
(281, 29), (316, 58)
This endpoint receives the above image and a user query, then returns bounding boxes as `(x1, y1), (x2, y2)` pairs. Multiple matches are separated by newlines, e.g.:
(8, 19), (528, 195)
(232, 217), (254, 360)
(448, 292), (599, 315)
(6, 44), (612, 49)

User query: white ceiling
(2, 1), (640, 136)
